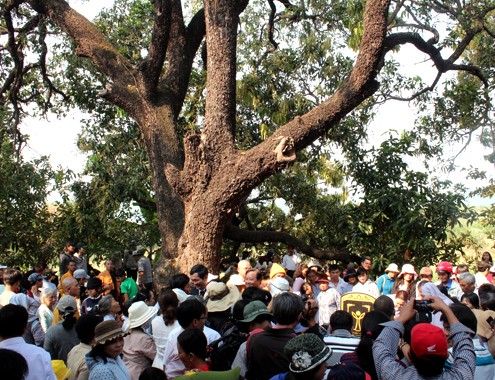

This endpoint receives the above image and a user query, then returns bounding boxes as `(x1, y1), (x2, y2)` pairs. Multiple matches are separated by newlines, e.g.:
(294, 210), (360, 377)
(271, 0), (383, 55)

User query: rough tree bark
(26, 0), (390, 275)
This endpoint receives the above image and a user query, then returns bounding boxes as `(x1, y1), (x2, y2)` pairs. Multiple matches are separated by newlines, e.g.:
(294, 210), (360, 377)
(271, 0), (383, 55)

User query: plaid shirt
(374, 320), (475, 380)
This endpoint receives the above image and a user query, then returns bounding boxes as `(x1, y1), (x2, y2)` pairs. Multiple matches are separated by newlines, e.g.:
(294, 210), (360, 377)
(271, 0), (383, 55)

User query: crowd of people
(0, 242), (494, 380)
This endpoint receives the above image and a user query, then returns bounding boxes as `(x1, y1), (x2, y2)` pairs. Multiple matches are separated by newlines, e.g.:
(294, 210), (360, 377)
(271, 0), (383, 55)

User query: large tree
(2, 0), (494, 275)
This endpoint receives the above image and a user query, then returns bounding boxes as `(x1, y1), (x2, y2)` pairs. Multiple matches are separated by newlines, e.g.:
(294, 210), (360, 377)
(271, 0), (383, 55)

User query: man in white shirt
(162, 298), (220, 378)
(282, 245), (301, 278)
(328, 264), (348, 295)
(475, 261), (490, 289)
(0, 304), (56, 380)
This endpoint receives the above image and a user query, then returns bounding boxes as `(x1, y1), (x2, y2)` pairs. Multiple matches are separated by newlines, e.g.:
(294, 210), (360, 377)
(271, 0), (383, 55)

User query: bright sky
(19, 0), (494, 206)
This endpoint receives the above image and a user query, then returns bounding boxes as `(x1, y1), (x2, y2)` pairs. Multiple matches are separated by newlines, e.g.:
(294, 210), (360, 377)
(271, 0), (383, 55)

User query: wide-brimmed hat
(307, 260), (323, 270)
(205, 281), (241, 312)
(284, 333), (332, 373)
(269, 263), (286, 279)
(385, 263), (400, 273)
(28, 273), (46, 282)
(397, 264), (418, 280)
(228, 274), (245, 286)
(127, 301), (157, 329)
(74, 269), (89, 280)
(57, 295), (77, 316)
(270, 277), (290, 296)
(94, 320), (125, 345)
(344, 269), (357, 282)
(172, 288), (189, 304)
(239, 300), (272, 323)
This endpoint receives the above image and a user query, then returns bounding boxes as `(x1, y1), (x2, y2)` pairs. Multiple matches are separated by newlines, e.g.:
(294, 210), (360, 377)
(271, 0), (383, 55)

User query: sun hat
(315, 274), (329, 283)
(270, 263), (286, 279)
(419, 267), (433, 277)
(94, 320), (125, 345)
(205, 281), (241, 312)
(344, 268), (357, 282)
(87, 277), (103, 290)
(172, 288), (190, 304)
(28, 272), (46, 282)
(327, 362), (371, 380)
(284, 333), (332, 374)
(227, 274), (245, 286)
(73, 269), (89, 280)
(307, 260), (323, 270)
(239, 300), (272, 323)
(410, 323), (448, 359)
(57, 295), (77, 316)
(397, 264), (418, 280)
(52, 359), (71, 380)
(270, 277), (290, 296)
(128, 301), (157, 329)
(384, 263), (400, 273)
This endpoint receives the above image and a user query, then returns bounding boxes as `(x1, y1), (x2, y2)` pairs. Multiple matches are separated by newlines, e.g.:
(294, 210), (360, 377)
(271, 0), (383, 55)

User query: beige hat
(385, 263), (400, 273)
(94, 320), (124, 345)
(227, 274), (245, 286)
(397, 264), (418, 280)
(205, 281), (241, 312)
(128, 301), (157, 329)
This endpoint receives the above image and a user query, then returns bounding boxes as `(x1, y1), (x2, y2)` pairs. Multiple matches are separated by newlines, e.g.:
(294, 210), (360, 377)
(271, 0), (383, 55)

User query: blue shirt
(376, 273), (396, 295)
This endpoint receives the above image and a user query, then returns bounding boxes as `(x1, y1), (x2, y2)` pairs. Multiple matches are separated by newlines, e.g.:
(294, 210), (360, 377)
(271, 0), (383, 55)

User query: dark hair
(328, 264), (340, 272)
(245, 269), (262, 281)
(158, 288), (179, 326)
(133, 289), (153, 303)
(395, 290), (409, 301)
(480, 289), (495, 311)
(242, 287), (271, 305)
(482, 251), (493, 264)
(361, 256), (372, 264)
(436, 284), (449, 298)
(115, 268), (126, 277)
(169, 273), (190, 291)
(478, 283), (495, 297)
(177, 299), (206, 328)
(477, 261), (491, 272)
(177, 328), (207, 360)
(89, 341), (117, 364)
(189, 264), (208, 279)
(442, 303), (477, 333)
(0, 348), (29, 380)
(62, 312), (78, 330)
(75, 314), (103, 344)
(356, 267), (368, 278)
(330, 310), (353, 331)
(138, 367), (167, 380)
(374, 295), (395, 319)
(461, 292), (480, 309)
(410, 351), (446, 377)
(272, 292), (304, 325)
(66, 241), (75, 247)
(3, 269), (22, 286)
(0, 304), (28, 338)
(232, 299), (250, 322)
(356, 311), (390, 380)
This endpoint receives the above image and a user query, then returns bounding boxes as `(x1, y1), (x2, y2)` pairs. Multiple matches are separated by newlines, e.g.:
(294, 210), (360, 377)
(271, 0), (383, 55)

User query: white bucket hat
(385, 263), (400, 273)
(128, 301), (157, 329)
(397, 264), (418, 280)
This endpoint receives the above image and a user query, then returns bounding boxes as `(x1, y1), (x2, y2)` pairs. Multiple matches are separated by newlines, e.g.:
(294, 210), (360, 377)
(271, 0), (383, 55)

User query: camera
(413, 299), (432, 313)
(487, 316), (495, 328)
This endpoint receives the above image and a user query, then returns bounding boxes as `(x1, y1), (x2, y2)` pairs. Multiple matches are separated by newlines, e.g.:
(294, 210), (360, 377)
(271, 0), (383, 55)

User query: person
(39, 287), (58, 332)
(0, 348), (29, 380)
(93, 295), (121, 321)
(162, 298), (220, 378)
(360, 257), (372, 272)
(435, 261), (462, 299)
(247, 292), (304, 380)
(475, 261), (490, 288)
(316, 274), (340, 329)
(10, 293), (45, 346)
(419, 267), (434, 282)
(0, 304), (57, 380)
(353, 268), (379, 298)
(44, 295), (80, 363)
(27, 272), (45, 303)
(75, 242), (89, 273)
(58, 259), (77, 296)
(270, 277), (290, 297)
(238, 260), (253, 281)
(53, 277), (81, 324)
(67, 314), (102, 380)
(123, 301), (157, 379)
(205, 281), (241, 333)
(270, 263), (287, 280)
(189, 264), (209, 297)
(343, 268), (358, 293)
(376, 264), (400, 296)
(299, 298), (326, 338)
(458, 272), (477, 295)
(482, 252), (494, 283)
(306, 269), (320, 297)
(324, 310), (360, 365)
(341, 311), (390, 380)
(374, 295), (395, 320)
(374, 295), (475, 379)
(271, 333), (332, 380)
(177, 328), (210, 373)
(393, 290), (408, 319)
(391, 264), (417, 299)
(232, 300), (273, 378)
(116, 268), (139, 303)
(0, 268), (22, 306)
(416, 280), (453, 328)
(282, 245), (301, 278)
(327, 362), (369, 379)
(60, 241), (76, 276)
(152, 288), (180, 369)
(461, 292), (480, 309)
(139, 367), (167, 380)
(81, 277), (103, 315)
(98, 259), (118, 297)
(85, 320), (130, 380)
(328, 264), (348, 295)
(245, 268), (263, 289)
(132, 249), (153, 291)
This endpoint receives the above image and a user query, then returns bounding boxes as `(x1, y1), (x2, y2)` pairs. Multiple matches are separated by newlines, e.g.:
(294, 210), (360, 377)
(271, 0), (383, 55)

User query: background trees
(1, 0), (494, 274)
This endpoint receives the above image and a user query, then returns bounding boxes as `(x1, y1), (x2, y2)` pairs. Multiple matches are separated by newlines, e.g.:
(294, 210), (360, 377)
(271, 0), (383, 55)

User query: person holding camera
(373, 295), (475, 380)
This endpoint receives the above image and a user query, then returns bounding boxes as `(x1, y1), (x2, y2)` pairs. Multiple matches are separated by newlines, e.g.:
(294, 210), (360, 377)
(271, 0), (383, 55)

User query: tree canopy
(1, 0), (494, 275)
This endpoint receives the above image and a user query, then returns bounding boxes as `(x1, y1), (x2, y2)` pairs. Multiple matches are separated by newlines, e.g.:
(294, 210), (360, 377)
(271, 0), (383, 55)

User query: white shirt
(282, 252), (301, 271)
(353, 280), (380, 298)
(0, 337), (56, 380)
(475, 273), (490, 288)
(152, 316), (180, 369)
(329, 277), (348, 295)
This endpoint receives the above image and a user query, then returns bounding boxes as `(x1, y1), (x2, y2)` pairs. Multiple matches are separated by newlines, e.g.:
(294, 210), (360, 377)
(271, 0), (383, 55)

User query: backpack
(207, 324), (248, 371)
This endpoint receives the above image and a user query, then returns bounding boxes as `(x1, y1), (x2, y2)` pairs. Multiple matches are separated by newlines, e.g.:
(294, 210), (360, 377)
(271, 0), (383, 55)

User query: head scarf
(418, 281), (453, 306)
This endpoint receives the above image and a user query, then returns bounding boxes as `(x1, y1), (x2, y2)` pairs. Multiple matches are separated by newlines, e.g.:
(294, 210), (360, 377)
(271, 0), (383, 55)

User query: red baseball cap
(411, 323), (448, 359)
(316, 274), (329, 283)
